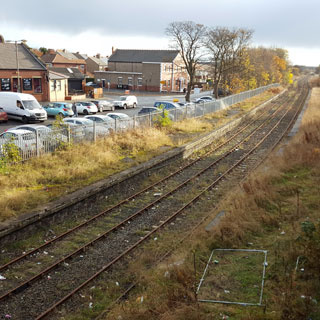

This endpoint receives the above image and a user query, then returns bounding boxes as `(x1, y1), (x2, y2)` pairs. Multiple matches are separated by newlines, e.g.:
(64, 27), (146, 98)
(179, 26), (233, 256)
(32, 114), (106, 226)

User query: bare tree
(206, 27), (253, 98)
(166, 21), (206, 102)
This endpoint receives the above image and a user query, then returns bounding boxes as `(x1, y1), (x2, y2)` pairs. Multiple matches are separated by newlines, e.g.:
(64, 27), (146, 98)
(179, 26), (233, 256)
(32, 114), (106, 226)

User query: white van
(0, 92), (47, 123)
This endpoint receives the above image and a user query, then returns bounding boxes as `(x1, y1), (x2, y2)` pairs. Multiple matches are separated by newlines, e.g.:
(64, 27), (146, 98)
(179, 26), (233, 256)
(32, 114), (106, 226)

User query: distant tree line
(166, 21), (293, 101)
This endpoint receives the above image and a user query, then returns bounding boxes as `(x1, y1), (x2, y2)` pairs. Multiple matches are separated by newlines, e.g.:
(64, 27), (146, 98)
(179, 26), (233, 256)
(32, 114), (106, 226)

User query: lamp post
(6, 40), (26, 93)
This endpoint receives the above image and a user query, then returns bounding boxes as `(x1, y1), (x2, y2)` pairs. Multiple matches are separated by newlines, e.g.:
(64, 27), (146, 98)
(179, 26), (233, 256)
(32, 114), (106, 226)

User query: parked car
(0, 107), (8, 122)
(153, 101), (183, 120)
(63, 117), (109, 137)
(43, 102), (74, 117)
(113, 95), (137, 109)
(138, 107), (160, 116)
(6, 124), (67, 150)
(91, 100), (115, 112)
(47, 122), (85, 142)
(194, 96), (215, 103)
(107, 112), (135, 129)
(0, 129), (37, 157)
(0, 92), (47, 123)
(74, 102), (98, 115)
(84, 115), (115, 132)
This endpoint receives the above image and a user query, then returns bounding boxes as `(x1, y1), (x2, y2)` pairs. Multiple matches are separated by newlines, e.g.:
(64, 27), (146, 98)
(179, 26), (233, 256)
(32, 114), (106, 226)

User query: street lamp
(6, 40), (27, 93)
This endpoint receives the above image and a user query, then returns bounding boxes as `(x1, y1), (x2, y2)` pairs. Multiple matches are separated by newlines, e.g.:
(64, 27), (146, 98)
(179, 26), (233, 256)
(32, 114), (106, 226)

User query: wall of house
(0, 70), (49, 101)
(49, 78), (68, 102)
(108, 62), (142, 73)
(86, 58), (99, 74)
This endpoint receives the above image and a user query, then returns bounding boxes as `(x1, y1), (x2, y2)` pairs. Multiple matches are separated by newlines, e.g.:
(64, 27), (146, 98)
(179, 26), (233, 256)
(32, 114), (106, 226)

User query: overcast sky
(1, 0), (319, 66)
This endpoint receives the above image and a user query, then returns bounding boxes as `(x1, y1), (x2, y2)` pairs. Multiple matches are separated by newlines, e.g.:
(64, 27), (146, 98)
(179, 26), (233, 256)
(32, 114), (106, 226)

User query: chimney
(48, 49), (55, 54)
(96, 53), (101, 59)
(112, 46), (116, 54)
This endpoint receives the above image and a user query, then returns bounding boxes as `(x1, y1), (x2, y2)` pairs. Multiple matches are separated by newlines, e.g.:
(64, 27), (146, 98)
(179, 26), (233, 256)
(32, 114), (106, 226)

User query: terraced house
(0, 39), (49, 101)
(94, 49), (188, 92)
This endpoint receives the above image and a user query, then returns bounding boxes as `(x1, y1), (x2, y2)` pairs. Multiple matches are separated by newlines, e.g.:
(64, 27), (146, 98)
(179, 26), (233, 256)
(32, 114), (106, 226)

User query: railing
(0, 84), (279, 162)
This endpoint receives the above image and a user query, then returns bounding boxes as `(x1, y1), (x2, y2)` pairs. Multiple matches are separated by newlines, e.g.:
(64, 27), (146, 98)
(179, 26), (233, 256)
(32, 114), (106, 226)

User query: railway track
(0, 84), (308, 319)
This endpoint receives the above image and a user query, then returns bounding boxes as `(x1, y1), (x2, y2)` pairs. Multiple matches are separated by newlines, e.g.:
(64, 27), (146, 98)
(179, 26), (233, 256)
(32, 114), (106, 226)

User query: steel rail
(35, 88), (298, 320)
(0, 98), (289, 304)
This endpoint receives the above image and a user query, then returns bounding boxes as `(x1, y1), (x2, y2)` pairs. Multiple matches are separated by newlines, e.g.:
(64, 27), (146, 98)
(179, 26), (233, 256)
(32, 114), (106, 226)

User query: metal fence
(0, 84), (279, 161)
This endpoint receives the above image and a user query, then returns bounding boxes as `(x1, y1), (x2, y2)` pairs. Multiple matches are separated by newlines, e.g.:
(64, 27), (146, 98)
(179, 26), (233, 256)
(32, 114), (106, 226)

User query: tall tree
(166, 21), (206, 101)
(205, 27), (253, 98)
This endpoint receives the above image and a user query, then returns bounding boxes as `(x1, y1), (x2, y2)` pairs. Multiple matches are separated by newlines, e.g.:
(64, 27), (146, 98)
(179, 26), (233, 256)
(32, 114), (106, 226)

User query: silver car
(0, 129), (37, 159)
(91, 100), (115, 112)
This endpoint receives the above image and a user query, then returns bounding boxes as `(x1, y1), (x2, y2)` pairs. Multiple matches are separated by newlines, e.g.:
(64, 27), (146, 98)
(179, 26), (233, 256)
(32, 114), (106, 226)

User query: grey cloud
(2, 0), (320, 48)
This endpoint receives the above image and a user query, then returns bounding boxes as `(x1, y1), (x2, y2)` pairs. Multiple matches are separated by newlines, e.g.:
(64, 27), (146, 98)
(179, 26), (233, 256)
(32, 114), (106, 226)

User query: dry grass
(103, 87), (320, 319)
(0, 128), (172, 221)
(169, 118), (213, 133)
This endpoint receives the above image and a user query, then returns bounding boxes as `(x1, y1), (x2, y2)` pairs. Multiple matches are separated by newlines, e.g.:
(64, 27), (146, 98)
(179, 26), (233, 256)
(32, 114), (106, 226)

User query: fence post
(67, 126), (71, 145)
(115, 118), (117, 132)
(93, 121), (96, 142)
(133, 115), (136, 129)
(149, 113), (152, 127)
(36, 131), (40, 157)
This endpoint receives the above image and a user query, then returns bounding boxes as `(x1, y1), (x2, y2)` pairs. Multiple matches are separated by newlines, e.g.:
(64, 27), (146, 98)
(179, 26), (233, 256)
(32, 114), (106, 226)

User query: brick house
(41, 50), (87, 74)
(94, 49), (188, 92)
(0, 42), (49, 101)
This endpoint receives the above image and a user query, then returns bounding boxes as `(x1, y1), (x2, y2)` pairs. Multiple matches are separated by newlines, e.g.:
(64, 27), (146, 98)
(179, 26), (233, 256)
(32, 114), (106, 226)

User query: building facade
(0, 42), (49, 101)
(94, 49), (188, 92)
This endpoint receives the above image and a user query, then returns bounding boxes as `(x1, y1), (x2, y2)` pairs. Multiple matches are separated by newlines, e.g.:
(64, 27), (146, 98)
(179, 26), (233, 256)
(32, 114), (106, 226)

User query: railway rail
(0, 83), (308, 319)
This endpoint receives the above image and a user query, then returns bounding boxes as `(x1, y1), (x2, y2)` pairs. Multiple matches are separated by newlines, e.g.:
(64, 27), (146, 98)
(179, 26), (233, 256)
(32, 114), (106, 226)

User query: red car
(0, 107), (8, 123)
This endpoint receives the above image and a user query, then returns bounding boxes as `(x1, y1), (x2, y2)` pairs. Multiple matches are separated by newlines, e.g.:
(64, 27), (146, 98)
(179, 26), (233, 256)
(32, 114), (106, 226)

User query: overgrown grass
(103, 87), (320, 319)
(0, 89), (280, 223)
(0, 128), (172, 221)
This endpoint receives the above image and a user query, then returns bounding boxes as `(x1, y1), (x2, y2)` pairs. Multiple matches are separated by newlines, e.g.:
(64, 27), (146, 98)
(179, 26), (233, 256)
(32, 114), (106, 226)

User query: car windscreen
(119, 97), (126, 101)
(22, 100), (42, 110)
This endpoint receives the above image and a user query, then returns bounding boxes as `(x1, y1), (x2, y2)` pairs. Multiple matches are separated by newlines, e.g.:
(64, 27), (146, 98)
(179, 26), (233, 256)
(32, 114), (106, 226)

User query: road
(0, 91), (211, 133)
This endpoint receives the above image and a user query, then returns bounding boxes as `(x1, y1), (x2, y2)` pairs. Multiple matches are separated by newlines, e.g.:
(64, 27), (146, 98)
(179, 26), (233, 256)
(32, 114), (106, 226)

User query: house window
(128, 77), (133, 86)
(0, 78), (11, 91)
(56, 80), (61, 91)
(33, 78), (42, 93)
(118, 77), (123, 85)
(80, 65), (85, 70)
(168, 79), (171, 87)
(137, 78), (142, 86)
(23, 78), (33, 91)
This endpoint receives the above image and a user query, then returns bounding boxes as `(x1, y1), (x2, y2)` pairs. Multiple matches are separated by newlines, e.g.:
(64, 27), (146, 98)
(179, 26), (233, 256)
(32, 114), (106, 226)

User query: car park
(91, 100), (115, 112)
(0, 107), (8, 122)
(74, 102), (98, 115)
(43, 102), (74, 117)
(0, 129), (37, 157)
(153, 101), (184, 120)
(113, 95), (137, 109)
